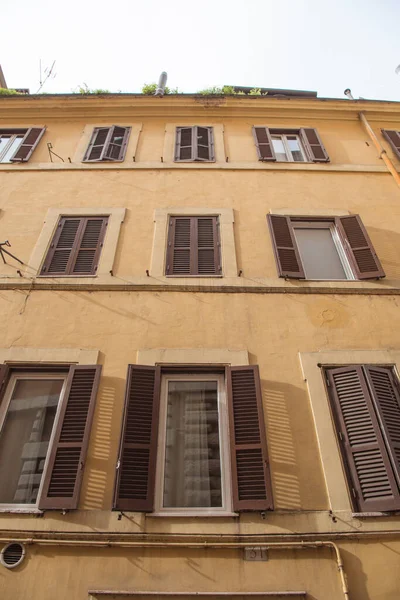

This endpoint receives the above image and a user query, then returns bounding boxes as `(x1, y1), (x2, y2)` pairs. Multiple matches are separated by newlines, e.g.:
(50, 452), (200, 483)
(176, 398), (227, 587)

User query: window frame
(270, 133), (307, 162)
(82, 126), (131, 163)
(154, 372), (233, 516)
(0, 132), (26, 163)
(174, 126), (215, 163)
(0, 371), (68, 511)
(291, 219), (355, 280)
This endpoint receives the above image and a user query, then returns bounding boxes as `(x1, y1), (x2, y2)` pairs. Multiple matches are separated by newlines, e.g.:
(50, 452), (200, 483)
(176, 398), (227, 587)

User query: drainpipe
(0, 537), (350, 600)
(344, 89), (400, 188)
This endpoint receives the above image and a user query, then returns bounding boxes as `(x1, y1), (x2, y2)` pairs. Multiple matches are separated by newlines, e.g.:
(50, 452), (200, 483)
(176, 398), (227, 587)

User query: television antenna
(36, 59), (57, 94)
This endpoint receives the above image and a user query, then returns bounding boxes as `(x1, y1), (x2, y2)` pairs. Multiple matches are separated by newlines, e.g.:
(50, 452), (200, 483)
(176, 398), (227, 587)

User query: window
(0, 128), (45, 163)
(267, 214), (385, 280)
(324, 364), (400, 512)
(253, 127), (329, 163)
(83, 126), (131, 162)
(175, 126), (215, 162)
(0, 364), (101, 510)
(166, 216), (221, 276)
(114, 365), (273, 514)
(382, 130), (400, 160)
(40, 216), (109, 277)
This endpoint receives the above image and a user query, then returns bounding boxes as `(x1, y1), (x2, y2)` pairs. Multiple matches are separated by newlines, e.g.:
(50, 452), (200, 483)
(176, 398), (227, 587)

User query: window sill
(38, 274), (98, 279)
(0, 508), (43, 514)
(352, 511), (400, 518)
(147, 512), (239, 518)
(165, 275), (223, 278)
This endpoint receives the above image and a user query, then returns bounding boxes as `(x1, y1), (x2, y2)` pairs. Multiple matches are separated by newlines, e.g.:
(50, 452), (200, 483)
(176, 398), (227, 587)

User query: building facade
(1, 91), (400, 599)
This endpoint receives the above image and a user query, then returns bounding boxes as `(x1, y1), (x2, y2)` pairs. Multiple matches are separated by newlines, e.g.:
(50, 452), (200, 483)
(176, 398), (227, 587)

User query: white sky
(2, 0), (400, 100)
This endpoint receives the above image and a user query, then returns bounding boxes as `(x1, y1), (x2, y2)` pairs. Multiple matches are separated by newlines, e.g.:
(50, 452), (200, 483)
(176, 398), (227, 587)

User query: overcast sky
(2, 0), (399, 100)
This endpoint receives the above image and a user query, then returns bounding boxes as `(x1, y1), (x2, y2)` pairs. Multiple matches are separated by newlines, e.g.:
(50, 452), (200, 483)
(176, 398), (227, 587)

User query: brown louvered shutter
(253, 127), (276, 161)
(227, 365), (273, 511)
(166, 216), (220, 276)
(299, 128), (329, 162)
(114, 365), (161, 511)
(267, 214), (305, 278)
(364, 366), (400, 488)
(40, 216), (108, 276)
(336, 215), (385, 279)
(83, 127), (112, 162)
(38, 365), (101, 510)
(0, 364), (10, 403)
(175, 127), (194, 161)
(10, 127), (46, 162)
(382, 130), (400, 160)
(103, 126), (131, 161)
(326, 366), (400, 512)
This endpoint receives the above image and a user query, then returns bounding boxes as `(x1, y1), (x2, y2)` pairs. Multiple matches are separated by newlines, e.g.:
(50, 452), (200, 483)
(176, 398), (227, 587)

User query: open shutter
(175, 127), (194, 161)
(197, 217), (220, 275)
(38, 365), (101, 510)
(253, 127), (276, 161)
(103, 126), (131, 161)
(326, 366), (400, 512)
(10, 127), (46, 162)
(83, 127), (112, 162)
(336, 215), (385, 279)
(71, 217), (108, 275)
(0, 364), (10, 403)
(114, 365), (161, 511)
(267, 214), (305, 278)
(364, 366), (400, 488)
(299, 128), (329, 162)
(40, 217), (83, 276)
(382, 130), (400, 160)
(195, 127), (214, 162)
(227, 365), (273, 511)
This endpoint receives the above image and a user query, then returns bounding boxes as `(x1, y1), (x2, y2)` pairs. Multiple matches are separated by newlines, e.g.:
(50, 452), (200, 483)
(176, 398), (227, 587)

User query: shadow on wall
(368, 226), (400, 282)
(261, 379), (327, 511)
(81, 376), (126, 510)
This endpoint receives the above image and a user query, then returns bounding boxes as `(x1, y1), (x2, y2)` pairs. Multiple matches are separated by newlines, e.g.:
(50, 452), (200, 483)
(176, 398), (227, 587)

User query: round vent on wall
(0, 543), (25, 569)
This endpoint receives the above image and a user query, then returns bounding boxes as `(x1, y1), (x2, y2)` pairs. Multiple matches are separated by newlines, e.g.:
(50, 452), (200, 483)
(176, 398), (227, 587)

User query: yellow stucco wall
(1, 95), (400, 600)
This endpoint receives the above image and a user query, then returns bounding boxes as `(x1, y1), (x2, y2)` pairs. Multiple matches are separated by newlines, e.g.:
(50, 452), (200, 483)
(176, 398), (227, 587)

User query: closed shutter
(114, 365), (161, 511)
(83, 128), (112, 162)
(10, 127), (46, 162)
(175, 127), (214, 162)
(267, 214), (305, 278)
(166, 216), (221, 276)
(40, 216), (108, 276)
(38, 365), (101, 510)
(299, 128), (329, 162)
(382, 130), (400, 160)
(253, 127), (276, 161)
(227, 365), (273, 511)
(103, 126), (131, 161)
(364, 366), (400, 488)
(326, 366), (400, 512)
(336, 215), (385, 279)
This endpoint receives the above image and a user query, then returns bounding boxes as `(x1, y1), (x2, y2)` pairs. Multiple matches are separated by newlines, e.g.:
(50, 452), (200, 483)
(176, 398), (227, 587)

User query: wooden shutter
(40, 216), (108, 276)
(267, 214), (305, 278)
(175, 127), (194, 161)
(382, 130), (400, 160)
(9, 127), (46, 162)
(299, 128), (329, 162)
(38, 365), (101, 510)
(114, 365), (161, 511)
(103, 126), (131, 161)
(336, 215), (385, 279)
(83, 127), (112, 162)
(227, 365), (273, 511)
(326, 366), (400, 512)
(166, 216), (220, 275)
(253, 127), (276, 161)
(364, 366), (400, 488)
(0, 364), (10, 403)
(195, 127), (214, 161)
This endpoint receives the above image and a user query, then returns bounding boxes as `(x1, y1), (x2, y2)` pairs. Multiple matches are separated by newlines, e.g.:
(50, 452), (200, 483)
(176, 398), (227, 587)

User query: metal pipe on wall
(359, 111), (400, 188)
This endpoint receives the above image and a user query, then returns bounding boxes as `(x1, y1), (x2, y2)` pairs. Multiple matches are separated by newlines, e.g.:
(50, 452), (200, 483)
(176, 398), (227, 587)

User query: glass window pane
(0, 136), (12, 159)
(294, 227), (348, 279)
(1, 136), (23, 163)
(271, 137), (288, 162)
(287, 137), (305, 162)
(163, 380), (222, 508)
(0, 378), (63, 504)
